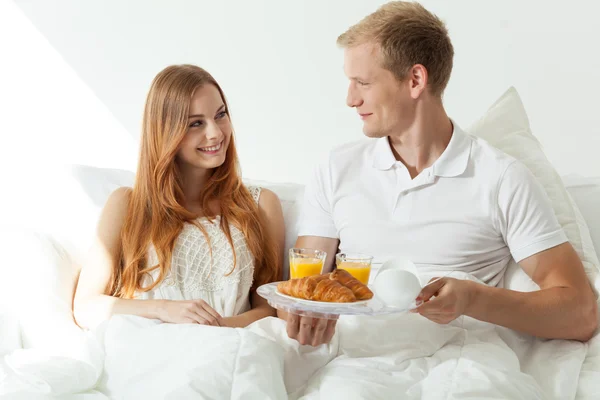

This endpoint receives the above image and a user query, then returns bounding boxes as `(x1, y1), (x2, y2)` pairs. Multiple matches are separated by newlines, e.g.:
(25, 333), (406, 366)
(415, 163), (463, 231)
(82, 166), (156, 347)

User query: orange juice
(290, 258), (323, 279)
(337, 261), (371, 284)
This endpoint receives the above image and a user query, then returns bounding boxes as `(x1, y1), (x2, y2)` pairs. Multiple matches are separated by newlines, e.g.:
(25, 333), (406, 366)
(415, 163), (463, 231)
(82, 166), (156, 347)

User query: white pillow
(0, 231), (81, 351)
(562, 175), (600, 259)
(243, 179), (305, 281)
(0, 164), (133, 359)
(69, 165), (135, 209)
(0, 230), (104, 394)
(63, 165), (135, 267)
(0, 164), (135, 273)
(467, 87), (600, 294)
(0, 313), (21, 356)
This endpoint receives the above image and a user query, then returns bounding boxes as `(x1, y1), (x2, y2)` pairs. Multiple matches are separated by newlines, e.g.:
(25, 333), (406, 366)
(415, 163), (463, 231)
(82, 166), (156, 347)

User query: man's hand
(412, 277), (476, 324)
(286, 313), (338, 346)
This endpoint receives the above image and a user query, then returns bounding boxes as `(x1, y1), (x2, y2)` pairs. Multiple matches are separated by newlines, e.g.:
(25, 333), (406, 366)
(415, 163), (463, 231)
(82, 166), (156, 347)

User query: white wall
(0, 1), (137, 171)
(0, 0), (137, 234)
(6, 0), (600, 184)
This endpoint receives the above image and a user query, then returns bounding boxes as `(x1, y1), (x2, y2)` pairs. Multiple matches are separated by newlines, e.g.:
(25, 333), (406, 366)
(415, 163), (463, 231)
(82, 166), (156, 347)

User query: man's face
(343, 42), (415, 138)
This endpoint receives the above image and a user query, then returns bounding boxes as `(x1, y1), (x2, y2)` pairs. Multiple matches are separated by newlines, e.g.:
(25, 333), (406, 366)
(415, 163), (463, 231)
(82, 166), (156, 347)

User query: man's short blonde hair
(337, 1), (453, 97)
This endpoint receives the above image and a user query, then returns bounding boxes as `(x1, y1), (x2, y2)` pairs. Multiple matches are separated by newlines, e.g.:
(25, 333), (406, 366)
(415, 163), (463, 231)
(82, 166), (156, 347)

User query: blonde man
(283, 1), (597, 346)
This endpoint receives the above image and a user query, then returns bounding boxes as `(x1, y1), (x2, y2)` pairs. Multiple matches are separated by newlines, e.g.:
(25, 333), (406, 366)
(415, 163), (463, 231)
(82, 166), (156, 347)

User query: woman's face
(176, 84), (232, 172)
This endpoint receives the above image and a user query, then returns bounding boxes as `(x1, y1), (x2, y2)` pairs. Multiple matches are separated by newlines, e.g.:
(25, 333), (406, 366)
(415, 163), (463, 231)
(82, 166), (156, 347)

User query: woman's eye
(216, 111), (228, 119)
(189, 120), (204, 127)
(358, 81), (368, 86)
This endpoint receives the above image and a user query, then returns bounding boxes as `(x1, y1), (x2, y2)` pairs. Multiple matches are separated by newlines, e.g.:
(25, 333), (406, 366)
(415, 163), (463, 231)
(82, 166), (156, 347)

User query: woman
(74, 64), (284, 330)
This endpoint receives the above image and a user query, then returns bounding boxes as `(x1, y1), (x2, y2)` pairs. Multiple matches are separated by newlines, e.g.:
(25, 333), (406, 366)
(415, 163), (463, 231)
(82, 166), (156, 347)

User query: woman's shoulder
(107, 186), (133, 206)
(101, 186), (132, 221)
(245, 184), (281, 217)
(94, 187), (133, 249)
(244, 185), (279, 207)
(252, 188), (282, 218)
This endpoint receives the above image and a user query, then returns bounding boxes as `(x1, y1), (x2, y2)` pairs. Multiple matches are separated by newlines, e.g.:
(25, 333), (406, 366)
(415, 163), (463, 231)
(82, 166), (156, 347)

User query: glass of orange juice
(289, 248), (327, 279)
(335, 253), (373, 284)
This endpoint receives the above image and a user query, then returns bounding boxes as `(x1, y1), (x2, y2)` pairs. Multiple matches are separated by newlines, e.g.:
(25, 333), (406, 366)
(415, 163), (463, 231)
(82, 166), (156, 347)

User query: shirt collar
(431, 122), (472, 177)
(371, 136), (397, 170)
(371, 120), (472, 177)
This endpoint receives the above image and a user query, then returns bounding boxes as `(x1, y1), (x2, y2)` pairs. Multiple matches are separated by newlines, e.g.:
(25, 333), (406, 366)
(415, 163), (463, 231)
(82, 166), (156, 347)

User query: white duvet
(1, 309), (598, 400)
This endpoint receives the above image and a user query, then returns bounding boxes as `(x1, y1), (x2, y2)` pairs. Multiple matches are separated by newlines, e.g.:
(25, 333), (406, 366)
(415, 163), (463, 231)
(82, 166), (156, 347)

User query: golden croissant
(277, 274), (356, 303)
(329, 269), (374, 300)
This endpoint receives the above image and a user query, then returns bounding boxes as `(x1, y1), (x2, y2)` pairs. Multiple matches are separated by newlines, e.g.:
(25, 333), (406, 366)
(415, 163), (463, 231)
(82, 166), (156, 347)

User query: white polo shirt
(298, 122), (567, 286)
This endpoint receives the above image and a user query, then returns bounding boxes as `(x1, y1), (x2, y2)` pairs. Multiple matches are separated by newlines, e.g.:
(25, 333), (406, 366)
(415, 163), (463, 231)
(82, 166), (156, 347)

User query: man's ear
(408, 64), (428, 99)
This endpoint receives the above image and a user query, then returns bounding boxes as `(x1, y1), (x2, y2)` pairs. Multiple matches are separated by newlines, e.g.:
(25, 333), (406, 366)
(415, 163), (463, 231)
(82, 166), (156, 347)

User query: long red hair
(112, 65), (280, 298)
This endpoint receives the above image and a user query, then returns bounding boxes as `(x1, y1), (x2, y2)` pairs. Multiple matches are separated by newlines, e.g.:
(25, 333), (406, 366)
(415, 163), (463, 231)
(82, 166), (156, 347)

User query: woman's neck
(177, 163), (211, 214)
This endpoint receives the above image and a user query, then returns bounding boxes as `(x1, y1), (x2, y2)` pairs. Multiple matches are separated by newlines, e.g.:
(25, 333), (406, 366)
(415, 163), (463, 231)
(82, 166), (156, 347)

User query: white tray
(257, 282), (415, 319)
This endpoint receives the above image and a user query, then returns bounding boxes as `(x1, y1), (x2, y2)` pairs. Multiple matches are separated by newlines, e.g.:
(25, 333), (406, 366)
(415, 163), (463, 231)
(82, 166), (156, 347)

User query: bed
(1, 87), (599, 399)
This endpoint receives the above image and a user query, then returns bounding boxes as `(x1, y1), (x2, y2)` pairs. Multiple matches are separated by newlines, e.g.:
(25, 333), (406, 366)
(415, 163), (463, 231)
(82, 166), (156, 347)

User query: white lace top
(135, 186), (261, 317)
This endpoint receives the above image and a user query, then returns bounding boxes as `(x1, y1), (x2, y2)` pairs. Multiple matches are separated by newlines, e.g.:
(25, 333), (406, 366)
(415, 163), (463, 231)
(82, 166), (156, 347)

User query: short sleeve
(297, 157), (338, 238)
(495, 160), (568, 262)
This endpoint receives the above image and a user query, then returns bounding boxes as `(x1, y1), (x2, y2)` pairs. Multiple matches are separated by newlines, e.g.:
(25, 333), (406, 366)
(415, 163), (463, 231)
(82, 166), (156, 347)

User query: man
(282, 1), (597, 346)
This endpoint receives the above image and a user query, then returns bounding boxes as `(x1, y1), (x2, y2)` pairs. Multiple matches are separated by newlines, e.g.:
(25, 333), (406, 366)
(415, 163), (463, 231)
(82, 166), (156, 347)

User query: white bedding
(577, 329), (600, 399)
(249, 315), (589, 400)
(2, 307), (598, 400)
(0, 315), (287, 400)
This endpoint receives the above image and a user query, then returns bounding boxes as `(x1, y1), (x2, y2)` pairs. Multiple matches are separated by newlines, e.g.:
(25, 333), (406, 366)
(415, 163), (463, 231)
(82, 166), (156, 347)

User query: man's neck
(387, 102), (453, 179)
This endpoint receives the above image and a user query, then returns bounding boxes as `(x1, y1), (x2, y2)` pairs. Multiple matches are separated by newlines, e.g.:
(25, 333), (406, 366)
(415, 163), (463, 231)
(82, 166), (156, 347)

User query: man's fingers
(297, 316), (313, 345)
(424, 315), (447, 324)
(286, 315), (337, 346)
(311, 318), (329, 347)
(286, 313), (300, 338)
(322, 319), (337, 345)
(415, 296), (444, 315)
(417, 277), (445, 302)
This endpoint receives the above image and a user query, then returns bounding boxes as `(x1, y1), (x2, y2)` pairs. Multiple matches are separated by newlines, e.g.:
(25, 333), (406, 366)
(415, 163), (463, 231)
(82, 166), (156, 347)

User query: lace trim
(248, 185), (262, 205)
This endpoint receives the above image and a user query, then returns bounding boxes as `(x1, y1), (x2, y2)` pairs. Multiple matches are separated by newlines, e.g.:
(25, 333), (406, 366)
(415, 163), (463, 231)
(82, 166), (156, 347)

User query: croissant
(277, 276), (318, 300)
(330, 269), (374, 300)
(277, 274), (356, 302)
(313, 279), (356, 302)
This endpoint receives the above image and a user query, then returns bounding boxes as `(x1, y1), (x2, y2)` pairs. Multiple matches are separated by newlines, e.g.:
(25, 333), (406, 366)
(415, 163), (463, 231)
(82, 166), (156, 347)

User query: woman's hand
(157, 299), (222, 326)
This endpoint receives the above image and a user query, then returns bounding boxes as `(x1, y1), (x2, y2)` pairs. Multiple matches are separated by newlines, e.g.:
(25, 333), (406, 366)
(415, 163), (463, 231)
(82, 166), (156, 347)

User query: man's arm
(468, 242), (597, 341)
(295, 236), (340, 273)
(417, 243), (598, 342)
(416, 161), (598, 341)
(279, 152), (342, 346)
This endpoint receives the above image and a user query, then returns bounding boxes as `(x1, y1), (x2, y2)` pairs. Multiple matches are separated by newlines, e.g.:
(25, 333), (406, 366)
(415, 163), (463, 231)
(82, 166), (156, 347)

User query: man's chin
(362, 128), (385, 139)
